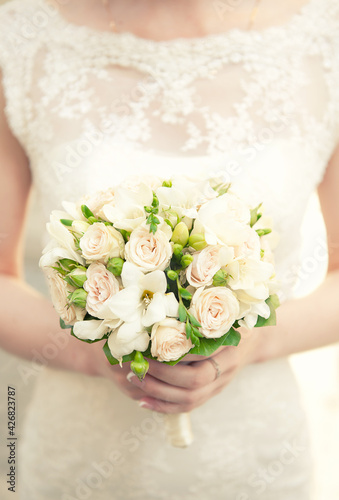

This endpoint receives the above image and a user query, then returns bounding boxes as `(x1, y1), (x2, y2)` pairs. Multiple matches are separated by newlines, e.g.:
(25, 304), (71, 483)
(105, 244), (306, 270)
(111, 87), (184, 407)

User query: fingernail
(127, 372), (136, 383)
(139, 401), (153, 410)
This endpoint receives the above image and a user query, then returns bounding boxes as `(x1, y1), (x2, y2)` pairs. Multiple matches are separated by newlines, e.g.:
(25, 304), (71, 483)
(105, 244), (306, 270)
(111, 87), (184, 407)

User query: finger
(146, 358), (216, 390)
(128, 372), (195, 404)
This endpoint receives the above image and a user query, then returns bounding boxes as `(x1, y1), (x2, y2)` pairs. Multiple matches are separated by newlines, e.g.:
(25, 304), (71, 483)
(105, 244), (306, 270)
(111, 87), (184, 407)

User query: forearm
(0, 274), (92, 373)
(261, 269), (339, 361)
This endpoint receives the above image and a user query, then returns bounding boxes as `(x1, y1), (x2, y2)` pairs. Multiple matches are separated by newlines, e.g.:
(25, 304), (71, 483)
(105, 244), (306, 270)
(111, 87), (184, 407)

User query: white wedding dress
(1, 0), (339, 498)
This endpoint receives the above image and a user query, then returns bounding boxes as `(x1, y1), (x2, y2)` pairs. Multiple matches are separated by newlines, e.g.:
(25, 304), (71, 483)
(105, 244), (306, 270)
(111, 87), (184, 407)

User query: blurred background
(0, 1), (338, 499)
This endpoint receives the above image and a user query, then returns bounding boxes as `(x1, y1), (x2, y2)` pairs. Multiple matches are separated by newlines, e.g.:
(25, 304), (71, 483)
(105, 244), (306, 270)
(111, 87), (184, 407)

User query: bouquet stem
(164, 412), (193, 448)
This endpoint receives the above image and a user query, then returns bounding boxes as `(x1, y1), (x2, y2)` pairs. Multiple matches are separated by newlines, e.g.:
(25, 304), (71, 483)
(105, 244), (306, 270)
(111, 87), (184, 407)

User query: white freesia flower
(234, 225), (261, 259)
(84, 263), (120, 319)
(226, 257), (274, 301)
(107, 315), (150, 362)
(151, 318), (193, 362)
(190, 286), (240, 338)
(237, 300), (271, 330)
(101, 182), (153, 232)
(73, 318), (121, 341)
(156, 176), (216, 220)
(125, 222), (172, 272)
(196, 193), (251, 247)
(186, 245), (234, 288)
(43, 268), (85, 326)
(108, 262), (179, 327)
(45, 218), (84, 265)
(79, 223), (125, 263)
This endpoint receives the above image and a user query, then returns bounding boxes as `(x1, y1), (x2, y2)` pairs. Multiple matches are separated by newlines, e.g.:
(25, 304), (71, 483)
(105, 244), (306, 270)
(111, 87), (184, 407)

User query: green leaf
(190, 328), (238, 356)
(81, 204), (95, 220)
(179, 288), (192, 301)
(185, 321), (192, 340)
(187, 313), (202, 328)
(178, 303), (187, 322)
(60, 219), (73, 227)
(222, 329), (241, 346)
(59, 318), (72, 330)
(192, 326), (204, 338)
(190, 333), (200, 347)
(256, 228), (272, 237)
(59, 258), (77, 271)
(164, 218), (174, 230)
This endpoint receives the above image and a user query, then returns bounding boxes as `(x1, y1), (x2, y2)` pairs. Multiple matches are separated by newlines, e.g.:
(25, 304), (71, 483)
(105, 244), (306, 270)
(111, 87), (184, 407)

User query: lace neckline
(44, 0), (319, 47)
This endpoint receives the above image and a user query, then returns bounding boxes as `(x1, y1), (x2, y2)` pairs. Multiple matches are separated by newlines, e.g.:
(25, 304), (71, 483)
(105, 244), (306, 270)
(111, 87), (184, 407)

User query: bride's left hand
(127, 327), (268, 414)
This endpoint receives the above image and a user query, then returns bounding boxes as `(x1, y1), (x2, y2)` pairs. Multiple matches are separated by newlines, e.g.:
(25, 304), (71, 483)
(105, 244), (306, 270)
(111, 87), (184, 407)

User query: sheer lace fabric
(1, 0), (339, 498)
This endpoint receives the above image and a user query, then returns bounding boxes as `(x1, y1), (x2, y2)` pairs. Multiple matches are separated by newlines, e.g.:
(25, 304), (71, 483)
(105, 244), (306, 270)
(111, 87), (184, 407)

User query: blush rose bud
(68, 288), (88, 309)
(181, 254), (194, 268)
(107, 257), (124, 277)
(68, 267), (87, 287)
(188, 233), (207, 251)
(130, 351), (149, 380)
(171, 222), (189, 247)
(212, 269), (229, 287)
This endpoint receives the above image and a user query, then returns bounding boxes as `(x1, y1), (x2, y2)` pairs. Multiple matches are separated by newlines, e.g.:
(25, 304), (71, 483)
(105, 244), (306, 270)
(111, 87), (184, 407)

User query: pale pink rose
(151, 318), (193, 362)
(125, 225), (172, 272)
(190, 287), (239, 338)
(80, 223), (125, 263)
(84, 263), (120, 317)
(186, 245), (233, 288)
(44, 268), (85, 326)
(234, 226), (261, 259)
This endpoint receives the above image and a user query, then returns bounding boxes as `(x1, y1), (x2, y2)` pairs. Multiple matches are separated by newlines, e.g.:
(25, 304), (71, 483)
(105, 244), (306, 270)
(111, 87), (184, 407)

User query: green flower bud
(68, 266), (87, 287)
(162, 180), (172, 188)
(173, 243), (183, 256)
(171, 222), (189, 247)
(181, 254), (194, 268)
(212, 269), (229, 287)
(167, 270), (179, 281)
(107, 257), (124, 277)
(68, 288), (88, 309)
(188, 233), (207, 251)
(130, 351), (149, 380)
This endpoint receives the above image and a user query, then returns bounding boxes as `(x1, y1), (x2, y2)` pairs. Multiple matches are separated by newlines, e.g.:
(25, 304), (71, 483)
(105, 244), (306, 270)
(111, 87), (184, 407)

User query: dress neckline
(42, 0), (319, 47)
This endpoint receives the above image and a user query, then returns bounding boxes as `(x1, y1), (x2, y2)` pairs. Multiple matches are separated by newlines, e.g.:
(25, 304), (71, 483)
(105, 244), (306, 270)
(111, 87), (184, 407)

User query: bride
(0, 0), (338, 498)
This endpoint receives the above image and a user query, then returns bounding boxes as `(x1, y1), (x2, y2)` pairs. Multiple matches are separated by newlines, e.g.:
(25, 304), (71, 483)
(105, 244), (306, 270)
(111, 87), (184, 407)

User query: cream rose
(84, 263), (120, 318)
(79, 223), (125, 263)
(44, 268), (85, 326)
(186, 245), (234, 288)
(190, 287), (240, 338)
(151, 318), (193, 362)
(125, 225), (172, 272)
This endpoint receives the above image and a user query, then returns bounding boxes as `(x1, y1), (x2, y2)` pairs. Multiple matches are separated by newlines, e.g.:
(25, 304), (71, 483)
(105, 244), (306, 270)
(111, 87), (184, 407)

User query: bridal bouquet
(40, 175), (279, 447)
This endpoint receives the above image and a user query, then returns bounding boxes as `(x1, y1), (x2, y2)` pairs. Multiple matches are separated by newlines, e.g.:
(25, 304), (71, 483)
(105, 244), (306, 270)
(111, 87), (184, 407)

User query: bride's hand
(127, 327), (268, 414)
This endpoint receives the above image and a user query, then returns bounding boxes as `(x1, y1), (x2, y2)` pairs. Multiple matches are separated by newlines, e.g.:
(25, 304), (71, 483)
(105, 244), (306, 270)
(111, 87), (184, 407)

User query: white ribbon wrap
(164, 412), (193, 448)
